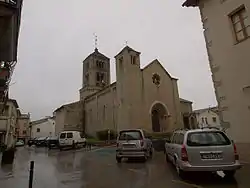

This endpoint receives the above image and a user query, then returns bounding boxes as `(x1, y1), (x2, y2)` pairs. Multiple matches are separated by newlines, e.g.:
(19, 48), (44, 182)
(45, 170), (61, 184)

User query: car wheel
(149, 148), (153, 159)
(165, 153), (170, 162)
(116, 156), (122, 163)
(175, 159), (185, 179)
(224, 170), (236, 178)
(59, 147), (63, 151)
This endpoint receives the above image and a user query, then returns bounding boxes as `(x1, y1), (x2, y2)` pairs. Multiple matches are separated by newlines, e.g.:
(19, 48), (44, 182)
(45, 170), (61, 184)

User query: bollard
(29, 161), (34, 188)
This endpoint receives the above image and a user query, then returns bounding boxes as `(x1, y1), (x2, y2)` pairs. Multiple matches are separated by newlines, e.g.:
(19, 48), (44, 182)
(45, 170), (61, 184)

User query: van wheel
(224, 170), (236, 178)
(72, 141), (75, 149)
(116, 156), (122, 163)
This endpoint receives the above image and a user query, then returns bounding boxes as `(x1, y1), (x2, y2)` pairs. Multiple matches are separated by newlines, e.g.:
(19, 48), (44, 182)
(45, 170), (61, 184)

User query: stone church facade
(54, 46), (196, 136)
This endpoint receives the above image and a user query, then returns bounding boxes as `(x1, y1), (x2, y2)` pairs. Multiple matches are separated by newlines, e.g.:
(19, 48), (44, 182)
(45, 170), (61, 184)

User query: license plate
(123, 144), (135, 148)
(201, 153), (222, 159)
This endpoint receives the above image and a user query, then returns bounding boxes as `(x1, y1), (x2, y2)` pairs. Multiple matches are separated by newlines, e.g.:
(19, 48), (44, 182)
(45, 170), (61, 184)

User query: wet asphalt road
(0, 147), (249, 188)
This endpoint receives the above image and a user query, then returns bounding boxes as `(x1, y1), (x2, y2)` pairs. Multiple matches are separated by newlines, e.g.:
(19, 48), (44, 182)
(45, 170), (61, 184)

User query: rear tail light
(181, 145), (189, 161)
(233, 143), (239, 160)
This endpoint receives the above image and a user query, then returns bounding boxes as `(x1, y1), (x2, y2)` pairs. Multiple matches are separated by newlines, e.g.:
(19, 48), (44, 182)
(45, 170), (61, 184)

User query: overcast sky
(9, 0), (217, 120)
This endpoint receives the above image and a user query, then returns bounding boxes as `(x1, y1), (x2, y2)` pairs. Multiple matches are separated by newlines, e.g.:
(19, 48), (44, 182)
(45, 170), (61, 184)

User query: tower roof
(83, 48), (110, 62)
(182, 0), (199, 7)
(114, 45), (141, 58)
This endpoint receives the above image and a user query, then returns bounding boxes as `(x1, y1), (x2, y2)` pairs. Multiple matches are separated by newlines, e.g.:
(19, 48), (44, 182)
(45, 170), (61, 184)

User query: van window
(119, 130), (142, 140)
(187, 131), (231, 146)
(67, 133), (73, 138)
(60, 133), (66, 139)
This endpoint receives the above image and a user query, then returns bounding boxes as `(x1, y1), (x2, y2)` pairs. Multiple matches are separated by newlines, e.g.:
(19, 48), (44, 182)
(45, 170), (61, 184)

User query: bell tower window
(131, 55), (137, 65)
(96, 60), (105, 68)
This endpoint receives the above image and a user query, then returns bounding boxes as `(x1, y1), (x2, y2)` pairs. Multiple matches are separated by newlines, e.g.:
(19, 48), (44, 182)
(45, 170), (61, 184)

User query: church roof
(83, 48), (110, 62)
(180, 98), (193, 104)
(182, 0), (199, 7)
(193, 106), (219, 114)
(114, 45), (141, 58)
(84, 82), (116, 100)
(54, 101), (81, 112)
(142, 59), (178, 80)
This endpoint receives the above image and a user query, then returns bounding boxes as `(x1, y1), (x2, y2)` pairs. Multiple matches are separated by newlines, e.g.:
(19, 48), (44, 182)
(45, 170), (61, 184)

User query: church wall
(63, 101), (83, 132)
(180, 101), (193, 114)
(84, 84), (117, 136)
(55, 109), (65, 136)
(141, 62), (182, 132)
(115, 49), (143, 131)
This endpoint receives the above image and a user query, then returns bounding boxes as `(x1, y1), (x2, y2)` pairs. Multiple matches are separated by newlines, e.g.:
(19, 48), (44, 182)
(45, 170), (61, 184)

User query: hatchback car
(165, 127), (242, 178)
(116, 129), (153, 163)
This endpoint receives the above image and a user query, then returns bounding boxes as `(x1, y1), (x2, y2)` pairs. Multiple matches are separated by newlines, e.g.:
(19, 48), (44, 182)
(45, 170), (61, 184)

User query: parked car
(15, 140), (25, 147)
(116, 129), (153, 163)
(59, 131), (86, 150)
(35, 137), (48, 147)
(47, 136), (59, 149)
(165, 127), (242, 179)
(28, 138), (38, 147)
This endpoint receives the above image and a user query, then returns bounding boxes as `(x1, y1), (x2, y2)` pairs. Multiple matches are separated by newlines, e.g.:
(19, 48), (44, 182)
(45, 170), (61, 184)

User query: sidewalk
(236, 143), (250, 164)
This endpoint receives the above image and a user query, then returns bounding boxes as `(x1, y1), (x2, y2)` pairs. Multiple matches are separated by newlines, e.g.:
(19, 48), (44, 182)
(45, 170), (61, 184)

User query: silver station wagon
(116, 129), (153, 163)
(165, 127), (242, 178)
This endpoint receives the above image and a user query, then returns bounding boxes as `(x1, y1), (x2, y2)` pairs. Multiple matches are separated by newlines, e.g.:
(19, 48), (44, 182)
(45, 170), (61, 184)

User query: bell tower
(79, 47), (110, 101)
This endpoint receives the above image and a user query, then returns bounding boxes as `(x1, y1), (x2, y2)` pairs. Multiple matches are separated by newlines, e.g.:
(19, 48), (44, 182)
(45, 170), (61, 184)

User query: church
(54, 46), (196, 136)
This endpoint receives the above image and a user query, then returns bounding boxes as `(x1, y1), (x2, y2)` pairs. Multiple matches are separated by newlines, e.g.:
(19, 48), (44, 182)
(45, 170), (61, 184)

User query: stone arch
(149, 101), (170, 132)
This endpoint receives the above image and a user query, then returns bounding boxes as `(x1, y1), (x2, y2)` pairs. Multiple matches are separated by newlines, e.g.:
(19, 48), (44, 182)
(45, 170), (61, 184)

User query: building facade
(0, 0), (23, 109)
(16, 112), (30, 142)
(182, 0), (250, 143)
(193, 107), (220, 128)
(54, 46), (195, 136)
(30, 117), (55, 138)
(54, 101), (83, 135)
(0, 99), (19, 148)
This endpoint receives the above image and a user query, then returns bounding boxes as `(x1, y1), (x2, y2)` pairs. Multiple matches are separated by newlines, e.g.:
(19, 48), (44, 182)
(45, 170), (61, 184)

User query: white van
(59, 131), (86, 150)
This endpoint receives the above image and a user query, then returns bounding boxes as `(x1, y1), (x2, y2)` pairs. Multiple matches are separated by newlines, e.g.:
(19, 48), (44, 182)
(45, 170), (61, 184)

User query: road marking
(172, 180), (203, 188)
(128, 168), (146, 175)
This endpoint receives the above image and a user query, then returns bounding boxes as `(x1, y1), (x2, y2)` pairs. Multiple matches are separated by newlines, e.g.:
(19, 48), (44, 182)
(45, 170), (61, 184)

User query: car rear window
(67, 133), (73, 138)
(119, 130), (142, 140)
(187, 131), (231, 146)
(60, 133), (66, 139)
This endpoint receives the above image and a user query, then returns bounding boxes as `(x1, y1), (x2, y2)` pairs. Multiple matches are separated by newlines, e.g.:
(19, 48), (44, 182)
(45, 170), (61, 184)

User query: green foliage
(96, 129), (117, 140)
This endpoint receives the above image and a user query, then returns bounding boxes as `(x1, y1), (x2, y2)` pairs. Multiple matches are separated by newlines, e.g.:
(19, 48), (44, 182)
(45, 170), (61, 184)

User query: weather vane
(94, 33), (98, 50)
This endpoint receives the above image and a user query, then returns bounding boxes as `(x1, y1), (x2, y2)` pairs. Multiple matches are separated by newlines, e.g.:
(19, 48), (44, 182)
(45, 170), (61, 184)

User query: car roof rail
(201, 126), (222, 130)
(173, 128), (189, 132)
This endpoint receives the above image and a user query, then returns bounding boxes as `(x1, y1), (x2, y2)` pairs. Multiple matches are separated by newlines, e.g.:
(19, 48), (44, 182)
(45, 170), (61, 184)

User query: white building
(30, 116), (55, 138)
(182, 0), (250, 144)
(193, 107), (220, 128)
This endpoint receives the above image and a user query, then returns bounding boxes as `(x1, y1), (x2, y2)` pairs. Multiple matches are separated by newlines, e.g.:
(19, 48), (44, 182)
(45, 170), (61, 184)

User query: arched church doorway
(150, 102), (168, 132)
